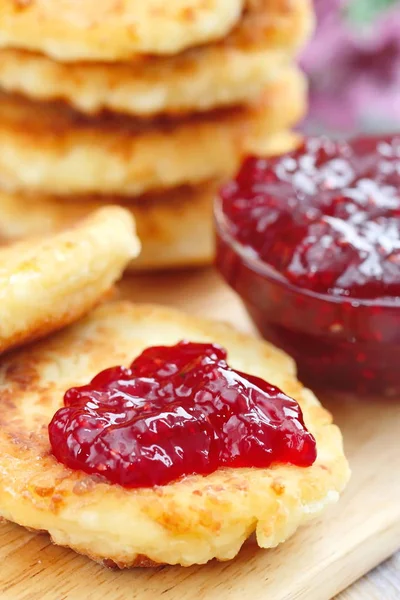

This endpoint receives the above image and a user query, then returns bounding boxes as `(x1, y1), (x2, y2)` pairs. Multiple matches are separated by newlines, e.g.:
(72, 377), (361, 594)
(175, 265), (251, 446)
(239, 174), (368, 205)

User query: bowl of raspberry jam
(216, 136), (400, 396)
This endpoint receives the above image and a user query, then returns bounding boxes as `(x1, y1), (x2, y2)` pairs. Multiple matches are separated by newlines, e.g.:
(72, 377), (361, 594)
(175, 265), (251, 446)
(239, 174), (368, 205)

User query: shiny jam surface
(221, 136), (400, 300)
(48, 342), (316, 488)
(217, 136), (400, 395)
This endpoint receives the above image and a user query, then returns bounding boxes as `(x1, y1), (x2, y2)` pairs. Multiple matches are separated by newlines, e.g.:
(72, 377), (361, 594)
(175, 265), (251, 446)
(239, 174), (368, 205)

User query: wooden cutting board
(0, 268), (399, 600)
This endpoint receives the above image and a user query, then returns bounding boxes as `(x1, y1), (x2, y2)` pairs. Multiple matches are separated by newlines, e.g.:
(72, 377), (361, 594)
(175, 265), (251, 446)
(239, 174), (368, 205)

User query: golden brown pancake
(0, 185), (214, 271)
(0, 207), (139, 354)
(0, 47), (289, 117)
(0, 0), (313, 116)
(0, 301), (350, 567)
(0, 68), (306, 197)
(0, 132), (300, 270)
(0, 0), (244, 61)
(0, 0), (312, 62)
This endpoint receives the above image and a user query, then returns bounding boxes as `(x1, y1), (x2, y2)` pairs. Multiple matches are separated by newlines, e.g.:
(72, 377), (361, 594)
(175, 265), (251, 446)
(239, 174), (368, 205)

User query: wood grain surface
(0, 267), (399, 600)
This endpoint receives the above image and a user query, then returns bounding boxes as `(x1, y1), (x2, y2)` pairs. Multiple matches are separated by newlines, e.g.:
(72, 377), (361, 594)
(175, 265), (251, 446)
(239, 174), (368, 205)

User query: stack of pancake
(0, 0), (313, 270)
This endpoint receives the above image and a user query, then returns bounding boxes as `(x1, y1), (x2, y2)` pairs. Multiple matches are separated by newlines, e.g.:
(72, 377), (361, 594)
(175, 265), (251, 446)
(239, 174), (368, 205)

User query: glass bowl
(215, 197), (400, 396)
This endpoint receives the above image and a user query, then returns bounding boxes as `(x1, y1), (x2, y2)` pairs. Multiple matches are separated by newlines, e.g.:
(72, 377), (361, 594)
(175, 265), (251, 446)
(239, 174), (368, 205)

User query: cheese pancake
(0, 47), (289, 117)
(0, 302), (350, 567)
(0, 0), (312, 62)
(0, 0), (313, 116)
(0, 207), (139, 354)
(0, 132), (299, 271)
(0, 68), (306, 197)
(0, 0), (244, 61)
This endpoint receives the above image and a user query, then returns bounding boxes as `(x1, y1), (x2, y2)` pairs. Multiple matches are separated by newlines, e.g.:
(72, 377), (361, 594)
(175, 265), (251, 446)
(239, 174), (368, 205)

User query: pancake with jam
(0, 68), (306, 197)
(0, 0), (313, 117)
(0, 132), (299, 271)
(0, 207), (139, 354)
(0, 301), (349, 567)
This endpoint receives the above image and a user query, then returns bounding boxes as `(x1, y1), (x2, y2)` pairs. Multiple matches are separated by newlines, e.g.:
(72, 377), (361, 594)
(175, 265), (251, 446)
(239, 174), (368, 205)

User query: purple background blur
(301, 0), (400, 134)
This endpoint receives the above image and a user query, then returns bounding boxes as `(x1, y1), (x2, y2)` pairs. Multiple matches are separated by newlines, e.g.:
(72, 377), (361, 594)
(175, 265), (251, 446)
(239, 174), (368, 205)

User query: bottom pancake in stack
(0, 131), (298, 271)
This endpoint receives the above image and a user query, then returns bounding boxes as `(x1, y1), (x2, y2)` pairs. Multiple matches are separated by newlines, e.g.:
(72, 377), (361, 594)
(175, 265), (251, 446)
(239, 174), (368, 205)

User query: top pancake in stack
(0, 0), (314, 268)
(0, 0), (247, 60)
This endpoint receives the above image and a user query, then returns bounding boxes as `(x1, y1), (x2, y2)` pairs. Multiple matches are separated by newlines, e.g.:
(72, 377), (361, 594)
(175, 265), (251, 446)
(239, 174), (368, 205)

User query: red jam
(216, 136), (400, 395)
(48, 342), (316, 488)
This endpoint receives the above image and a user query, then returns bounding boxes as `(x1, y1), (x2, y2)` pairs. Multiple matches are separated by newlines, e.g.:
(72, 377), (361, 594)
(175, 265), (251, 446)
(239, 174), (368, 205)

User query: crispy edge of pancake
(0, 132), (300, 270)
(0, 301), (350, 567)
(0, 0), (313, 62)
(0, 68), (307, 196)
(0, 207), (140, 354)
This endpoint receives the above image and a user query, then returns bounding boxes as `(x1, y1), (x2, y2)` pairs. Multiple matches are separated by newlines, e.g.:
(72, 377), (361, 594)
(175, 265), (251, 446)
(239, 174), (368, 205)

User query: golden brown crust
(102, 555), (161, 569)
(0, 68), (307, 196)
(0, 0), (313, 62)
(0, 0), (313, 116)
(0, 302), (350, 567)
(0, 207), (139, 354)
(0, 132), (300, 271)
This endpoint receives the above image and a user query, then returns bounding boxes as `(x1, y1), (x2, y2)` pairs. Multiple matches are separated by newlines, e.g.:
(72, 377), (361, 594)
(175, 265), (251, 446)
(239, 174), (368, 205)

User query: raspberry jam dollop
(216, 136), (400, 395)
(49, 342), (316, 488)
